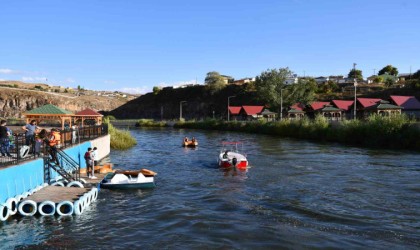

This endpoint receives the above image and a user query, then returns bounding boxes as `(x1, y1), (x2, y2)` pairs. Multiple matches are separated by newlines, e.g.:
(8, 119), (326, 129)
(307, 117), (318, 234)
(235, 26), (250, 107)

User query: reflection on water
(1, 128), (420, 249)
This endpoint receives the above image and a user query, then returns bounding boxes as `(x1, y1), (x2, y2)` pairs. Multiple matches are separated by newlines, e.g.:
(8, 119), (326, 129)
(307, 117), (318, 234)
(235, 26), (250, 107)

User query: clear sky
(0, 0), (419, 94)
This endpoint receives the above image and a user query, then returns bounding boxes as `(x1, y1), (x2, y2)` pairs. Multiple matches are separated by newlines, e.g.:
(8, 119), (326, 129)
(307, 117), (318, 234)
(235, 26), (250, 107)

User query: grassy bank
(171, 115), (420, 151)
(105, 118), (137, 150)
(136, 119), (167, 127)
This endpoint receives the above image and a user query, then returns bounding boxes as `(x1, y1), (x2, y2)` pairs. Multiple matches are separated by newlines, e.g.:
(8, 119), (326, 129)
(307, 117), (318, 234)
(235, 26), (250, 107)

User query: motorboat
(218, 142), (248, 169)
(100, 169), (157, 189)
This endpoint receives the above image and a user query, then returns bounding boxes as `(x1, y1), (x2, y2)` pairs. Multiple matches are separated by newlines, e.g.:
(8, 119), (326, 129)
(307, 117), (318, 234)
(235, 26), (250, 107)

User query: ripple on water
(3, 128), (420, 249)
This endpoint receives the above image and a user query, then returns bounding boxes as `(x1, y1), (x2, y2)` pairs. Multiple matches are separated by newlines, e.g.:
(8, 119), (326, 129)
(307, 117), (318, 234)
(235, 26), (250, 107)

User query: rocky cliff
(0, 87), (129, 119)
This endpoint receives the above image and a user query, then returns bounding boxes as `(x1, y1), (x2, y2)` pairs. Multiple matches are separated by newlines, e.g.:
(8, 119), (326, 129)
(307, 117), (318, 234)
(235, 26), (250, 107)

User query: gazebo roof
(288, 108), (305, 114)
(260, 109), (277, 115)
(75, 108), (103, 116)
(321, 105), (342, 112)
(365, 100), (402, 110)
(26, 104), (73, 115)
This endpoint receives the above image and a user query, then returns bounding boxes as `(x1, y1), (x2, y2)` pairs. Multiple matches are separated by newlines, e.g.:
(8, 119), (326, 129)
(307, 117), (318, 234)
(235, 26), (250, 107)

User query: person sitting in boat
(223, 150), (229, 159)
(184, 137), (189, 142)
(191, 137), (196, 143)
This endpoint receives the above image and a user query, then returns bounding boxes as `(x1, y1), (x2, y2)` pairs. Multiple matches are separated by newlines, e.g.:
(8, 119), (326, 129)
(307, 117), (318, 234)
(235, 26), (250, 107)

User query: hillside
(107, 83), (420, 120)
(107, 84), (261, 120)
(0, 81), (138, 118)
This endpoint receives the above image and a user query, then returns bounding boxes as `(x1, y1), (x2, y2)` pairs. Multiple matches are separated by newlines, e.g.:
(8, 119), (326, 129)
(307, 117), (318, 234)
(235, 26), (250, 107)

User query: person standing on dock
(0, 120), (12, 158)
(45, 129), (60, 165)
(84, 148), (94, 179)
(92, 147), (99, 166)
(22, 120), (41, 153)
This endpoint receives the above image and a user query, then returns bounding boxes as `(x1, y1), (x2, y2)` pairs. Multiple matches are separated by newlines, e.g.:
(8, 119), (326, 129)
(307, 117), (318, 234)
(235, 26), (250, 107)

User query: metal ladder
(44, 147), (80, 184)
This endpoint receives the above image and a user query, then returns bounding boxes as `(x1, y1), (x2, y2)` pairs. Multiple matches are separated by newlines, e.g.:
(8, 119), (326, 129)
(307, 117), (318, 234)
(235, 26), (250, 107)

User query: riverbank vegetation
(172, 114), (420, 151)
(136, 119), (167, 127)
(104, 117), (137, 150)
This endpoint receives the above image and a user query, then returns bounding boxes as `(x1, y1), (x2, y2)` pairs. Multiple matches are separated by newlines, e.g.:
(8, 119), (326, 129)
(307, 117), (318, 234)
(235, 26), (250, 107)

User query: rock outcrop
(0, 87), (128, 118)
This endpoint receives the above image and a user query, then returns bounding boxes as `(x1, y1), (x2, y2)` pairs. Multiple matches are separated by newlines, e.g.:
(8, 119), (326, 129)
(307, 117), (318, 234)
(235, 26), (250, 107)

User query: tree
(286, 78), (318, 105)
(384, 78), (395, 87)
(204, 71), (226, 94)
(373, 76), (383, 83)
(348, 68), (363, 81)
(254, 68), (292, 114)
(413, 69), (420, 79)
(152, 86), (161, 95)
(378, 65), (398, 76)
(318, 80), (338, 94)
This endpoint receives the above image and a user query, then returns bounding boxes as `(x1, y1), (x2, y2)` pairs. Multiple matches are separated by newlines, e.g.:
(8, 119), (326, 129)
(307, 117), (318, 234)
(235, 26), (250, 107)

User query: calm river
(1, 128), (420, 249)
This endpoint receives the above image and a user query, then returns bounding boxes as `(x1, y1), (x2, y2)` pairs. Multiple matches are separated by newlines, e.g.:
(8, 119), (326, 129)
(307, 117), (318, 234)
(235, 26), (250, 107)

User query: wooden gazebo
(74, 108), (103, 126)
(288, 108), (305, 119)
(320, 105), (343, 120)
(364, 100), (402, 117)
(260, 109), (277, 121)
(24, 104), (73, 129)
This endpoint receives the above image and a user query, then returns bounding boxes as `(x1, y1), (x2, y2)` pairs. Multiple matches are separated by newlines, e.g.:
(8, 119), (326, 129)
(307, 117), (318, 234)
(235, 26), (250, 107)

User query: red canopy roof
(228, 106), (242, 115)
(242, 106), (264, 115)
(75, 108), (103, 116)
(309, 102), (330, 111)
(390, 96), (420, 109)
(291, 103), (305, 111)
(357, 98), (382, 108)
(332, 100), (354, 111)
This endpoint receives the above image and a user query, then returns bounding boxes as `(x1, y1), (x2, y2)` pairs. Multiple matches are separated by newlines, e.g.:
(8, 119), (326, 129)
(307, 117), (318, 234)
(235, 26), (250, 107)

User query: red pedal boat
(218, 142), (248, 169)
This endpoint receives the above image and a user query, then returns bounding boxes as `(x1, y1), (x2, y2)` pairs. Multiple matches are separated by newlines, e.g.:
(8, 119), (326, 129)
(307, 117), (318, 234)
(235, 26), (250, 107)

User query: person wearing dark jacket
(0, 120), (12, 157)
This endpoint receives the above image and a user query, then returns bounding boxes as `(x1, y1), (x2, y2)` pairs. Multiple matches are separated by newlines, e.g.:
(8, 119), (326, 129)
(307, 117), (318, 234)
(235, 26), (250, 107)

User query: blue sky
(0, 0), (419, 94)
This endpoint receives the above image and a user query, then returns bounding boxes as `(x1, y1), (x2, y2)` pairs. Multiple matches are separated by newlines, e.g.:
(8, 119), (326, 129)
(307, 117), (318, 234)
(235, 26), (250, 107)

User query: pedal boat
(100, 169), (156, 189)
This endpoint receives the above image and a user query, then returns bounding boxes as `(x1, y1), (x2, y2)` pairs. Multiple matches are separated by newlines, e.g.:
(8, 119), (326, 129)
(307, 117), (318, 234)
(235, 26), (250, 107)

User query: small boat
(100, 169), (156, 189)
(218, 142), (248, 169)
(182, 138), (198, 147)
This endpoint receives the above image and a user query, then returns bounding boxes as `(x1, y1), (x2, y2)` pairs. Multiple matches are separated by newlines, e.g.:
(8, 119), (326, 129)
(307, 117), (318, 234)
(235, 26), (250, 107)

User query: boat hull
(182, 141), (198, 147)
(100, 182), (155, 189)
(218, 152), (248, 169)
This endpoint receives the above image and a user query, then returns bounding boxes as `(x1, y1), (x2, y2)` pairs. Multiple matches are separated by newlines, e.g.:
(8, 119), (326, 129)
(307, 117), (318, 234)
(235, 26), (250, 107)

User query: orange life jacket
(49, 131), (61, 146)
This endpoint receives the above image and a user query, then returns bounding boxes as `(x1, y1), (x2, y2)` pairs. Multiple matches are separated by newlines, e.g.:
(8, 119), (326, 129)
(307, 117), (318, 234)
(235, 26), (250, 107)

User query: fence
(0, 124), (108, 168)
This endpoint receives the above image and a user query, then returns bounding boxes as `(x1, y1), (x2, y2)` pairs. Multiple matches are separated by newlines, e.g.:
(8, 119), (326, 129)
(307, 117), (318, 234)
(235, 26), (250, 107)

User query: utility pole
(280, 89), (283, 120)
(353, 63), (357, 120)
(179, 101), (187, 120)
(373, 68), (376, 75)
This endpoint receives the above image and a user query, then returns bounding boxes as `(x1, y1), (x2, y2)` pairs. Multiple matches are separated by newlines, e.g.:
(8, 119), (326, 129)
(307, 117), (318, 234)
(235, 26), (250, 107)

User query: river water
(1, 128), (420, 249)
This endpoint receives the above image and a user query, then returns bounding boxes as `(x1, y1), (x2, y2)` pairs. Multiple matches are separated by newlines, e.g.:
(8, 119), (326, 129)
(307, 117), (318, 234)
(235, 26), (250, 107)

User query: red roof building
(357, 98), (382, 108)
(74, 108), (103, 125)
(309, 102), (330, 111)
(75, 108), (103, 116)
(241, 106), (264, 116)
(228, 106), (242, 115)
(290, 103), (306, 111)
(332, 100), (354, 111)
(390, 96), (420, 110)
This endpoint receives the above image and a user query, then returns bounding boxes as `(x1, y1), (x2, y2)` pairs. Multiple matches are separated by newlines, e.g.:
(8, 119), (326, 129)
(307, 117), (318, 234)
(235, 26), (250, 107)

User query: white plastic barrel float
(81, 193), (90, 208)
(66, 181), (84, 188)
(0, 203), (10, 221)
(38, 201), (56, 216)
(6, 197), (18, 216)
(90, 188), (98, 202)
(51, 182), (65, 187)
(56, 201), (74, 216)
(15, 195), (24, 202)
(73, 199), (84, 215)
(18, 200), (37, 217)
